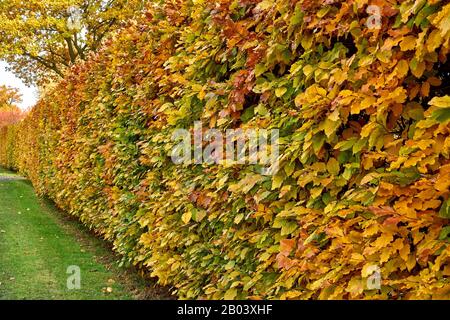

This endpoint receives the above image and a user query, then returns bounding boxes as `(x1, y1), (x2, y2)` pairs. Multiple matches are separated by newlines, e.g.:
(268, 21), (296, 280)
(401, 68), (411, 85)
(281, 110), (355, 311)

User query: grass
(0, 167), (170, 300)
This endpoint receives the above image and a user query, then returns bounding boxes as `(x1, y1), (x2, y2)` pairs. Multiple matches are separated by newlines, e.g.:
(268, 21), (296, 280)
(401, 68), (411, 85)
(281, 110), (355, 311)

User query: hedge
(1, 0), (450, 299)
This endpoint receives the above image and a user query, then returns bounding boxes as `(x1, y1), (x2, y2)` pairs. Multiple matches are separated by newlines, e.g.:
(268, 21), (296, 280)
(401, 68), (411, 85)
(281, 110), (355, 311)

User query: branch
(65, 37), (77, 64)
(46, 46), (70, 66)
(23, 52), (64, 78)
(73, 33), (86, 60)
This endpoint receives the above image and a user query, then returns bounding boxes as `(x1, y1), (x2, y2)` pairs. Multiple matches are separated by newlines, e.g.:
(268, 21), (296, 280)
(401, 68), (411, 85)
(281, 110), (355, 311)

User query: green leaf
(432, 108), (450, 123)
(439, 226), (450, 240)
(406, 102), (424, 120)
(255, 63), (267, 77)
(342, 167), (353, 180)
(414, 4), (439, 27)
(321, 118), (341, 138)
(316, 6), (331, 18)
(255, 103), (268, 116)
(334, 137), (358, 151)
(312, 133), (326, 153)
(289, 5), (304, 27)
(352, 138), (367, 154)
(240, 106), (255, 123)
(281, 220), (298, 236)
(439, 199), (450, 219)
(301, 34), (313, 50)
(369, 127), (384, 150)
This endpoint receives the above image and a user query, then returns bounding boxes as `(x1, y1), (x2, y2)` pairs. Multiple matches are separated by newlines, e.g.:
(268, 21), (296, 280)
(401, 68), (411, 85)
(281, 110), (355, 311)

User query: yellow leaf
(279, 185), (292, 198)
(351, 103), (361, 114)
(359, 55), (374, 67)
(360, 122), (378, 138)
(399, 241), (410, 261)
(380, 247), (392, 263)
(360, 172), (379, 184)
(394, 199), (417, 218)
(399, 35), (416, 51)
(361, 96), (376, 109)
(339, 90), (353, 97)
(195, 210), (207, 222)
(361, 263), (379, 278)
(395, 59), (409, 78)
(410, 60), (426, 78)
(328, 109), (340, 121)
(426, 29), (443, 52)
(346, 277), (364, 296)
(282, 290), (301, 299)
(301, 33), (313, 50)
(376, 50), (392, 63)
(224, 288), (237, 300)
(181, 211), (192, 224)
(322, 118), (340, 137)
(256, 0), (274, 10)
(326, 158), (340, 175)
(422, 199), (441, 210)
(406, 254), (416, 271)
(429, 95), (450, 108)
(373, 232), (393, 249)
(303, 65), (314, 77)
(272, 172), (284, 190)
(275, 87), (287, 98)
(198, 86), (206, 100)
(234, 213), (244, 224)
(415, 139), (433, 150)
(309, 186), (323, 199)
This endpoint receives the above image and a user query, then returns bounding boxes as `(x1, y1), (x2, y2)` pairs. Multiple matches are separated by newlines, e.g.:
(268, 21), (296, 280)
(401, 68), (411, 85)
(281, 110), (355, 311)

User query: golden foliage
(0, 0), (450, 299)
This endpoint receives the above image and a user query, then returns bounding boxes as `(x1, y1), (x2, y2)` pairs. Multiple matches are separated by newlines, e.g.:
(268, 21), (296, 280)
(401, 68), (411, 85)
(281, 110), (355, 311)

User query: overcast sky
(0, 61), (38, 110)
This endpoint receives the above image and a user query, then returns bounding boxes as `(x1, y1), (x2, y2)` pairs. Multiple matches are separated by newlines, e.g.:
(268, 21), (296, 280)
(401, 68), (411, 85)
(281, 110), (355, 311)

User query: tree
(0, 85), (23, 127)
(0, 0), (146, 85)
(0, 85), (21, 108)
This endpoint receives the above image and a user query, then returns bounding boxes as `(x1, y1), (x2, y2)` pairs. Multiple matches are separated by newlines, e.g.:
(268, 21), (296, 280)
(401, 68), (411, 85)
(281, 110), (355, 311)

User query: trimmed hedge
(1, 0), (450, 299)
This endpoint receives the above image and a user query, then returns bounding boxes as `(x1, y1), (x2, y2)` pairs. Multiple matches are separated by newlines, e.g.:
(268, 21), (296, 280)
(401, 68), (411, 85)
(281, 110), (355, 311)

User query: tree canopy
(0, 0), (145, 85)
(0, 85), (21, 109)
(0, 85), (23, 127)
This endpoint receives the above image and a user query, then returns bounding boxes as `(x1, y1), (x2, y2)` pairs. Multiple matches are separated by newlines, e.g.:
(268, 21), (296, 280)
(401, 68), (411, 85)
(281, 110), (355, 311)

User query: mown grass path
(0, 167), (166, 300)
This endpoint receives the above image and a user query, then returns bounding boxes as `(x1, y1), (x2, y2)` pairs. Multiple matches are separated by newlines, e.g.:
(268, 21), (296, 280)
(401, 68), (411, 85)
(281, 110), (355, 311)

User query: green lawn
(0, 167), (166, 300)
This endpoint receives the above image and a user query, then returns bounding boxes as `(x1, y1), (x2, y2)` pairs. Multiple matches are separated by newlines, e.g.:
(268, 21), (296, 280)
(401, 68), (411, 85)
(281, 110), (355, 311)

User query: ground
(0, 167), (171, 300)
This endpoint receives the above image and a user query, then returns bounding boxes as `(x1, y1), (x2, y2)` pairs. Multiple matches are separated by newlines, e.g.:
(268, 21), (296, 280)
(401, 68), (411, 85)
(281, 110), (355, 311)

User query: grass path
(0, 167), (169, 300)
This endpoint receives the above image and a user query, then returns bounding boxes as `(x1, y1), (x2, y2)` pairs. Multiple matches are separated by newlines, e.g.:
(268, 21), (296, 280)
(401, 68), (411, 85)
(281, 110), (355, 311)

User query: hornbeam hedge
(1, 0), (450, 299)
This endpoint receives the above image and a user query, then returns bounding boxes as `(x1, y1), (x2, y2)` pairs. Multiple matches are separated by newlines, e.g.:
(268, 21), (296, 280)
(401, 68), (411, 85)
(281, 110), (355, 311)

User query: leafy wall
(1, 0), (450, 299)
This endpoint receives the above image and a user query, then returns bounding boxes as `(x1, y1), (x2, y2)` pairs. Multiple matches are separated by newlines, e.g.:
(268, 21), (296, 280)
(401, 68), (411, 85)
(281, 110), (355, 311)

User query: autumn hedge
(1, 0), (450, 299)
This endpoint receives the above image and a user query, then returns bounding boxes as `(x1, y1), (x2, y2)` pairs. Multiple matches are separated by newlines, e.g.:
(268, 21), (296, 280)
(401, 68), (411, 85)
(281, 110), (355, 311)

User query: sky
(0, 61), (38, 110)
